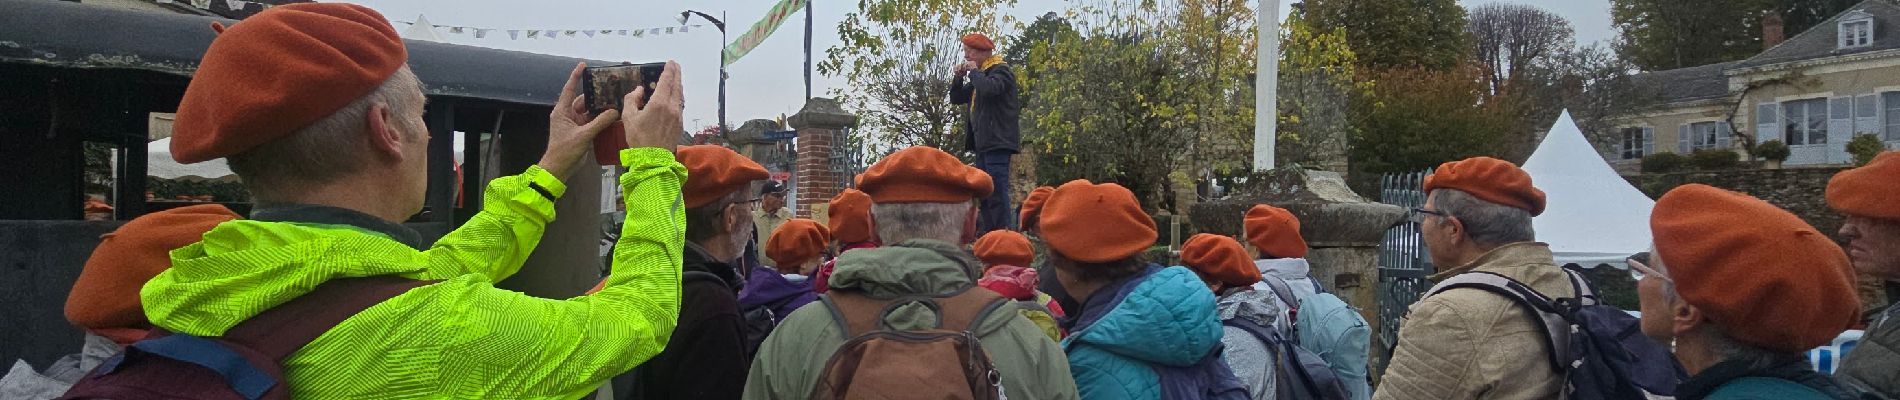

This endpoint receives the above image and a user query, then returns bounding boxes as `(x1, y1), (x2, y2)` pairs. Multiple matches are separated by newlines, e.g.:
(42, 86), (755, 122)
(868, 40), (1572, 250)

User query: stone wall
(1628, 166), (1890, 314)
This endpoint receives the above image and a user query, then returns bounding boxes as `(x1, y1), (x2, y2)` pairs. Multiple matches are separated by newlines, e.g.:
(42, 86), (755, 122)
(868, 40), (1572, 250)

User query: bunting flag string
(390, 19), (707, 41)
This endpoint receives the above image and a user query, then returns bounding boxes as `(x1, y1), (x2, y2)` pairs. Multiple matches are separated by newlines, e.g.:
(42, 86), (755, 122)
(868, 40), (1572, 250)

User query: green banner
(722, 0), (806, 66)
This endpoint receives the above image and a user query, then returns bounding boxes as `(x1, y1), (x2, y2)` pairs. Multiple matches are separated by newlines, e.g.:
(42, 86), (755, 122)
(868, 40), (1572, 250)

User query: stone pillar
(1189, 168), (1405, 339)
(788, 98), (859, 218)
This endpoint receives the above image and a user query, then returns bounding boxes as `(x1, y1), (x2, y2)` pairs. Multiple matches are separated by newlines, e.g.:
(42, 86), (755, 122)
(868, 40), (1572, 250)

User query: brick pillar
(788, 98), (859, 218)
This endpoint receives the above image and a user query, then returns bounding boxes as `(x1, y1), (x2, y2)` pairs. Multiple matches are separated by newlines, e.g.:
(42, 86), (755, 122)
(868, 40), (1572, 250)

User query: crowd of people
(2, 3), (1897, 400)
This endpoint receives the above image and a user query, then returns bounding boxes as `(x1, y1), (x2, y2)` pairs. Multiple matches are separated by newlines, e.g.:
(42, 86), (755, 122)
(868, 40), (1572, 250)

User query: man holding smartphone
(951, 32), (1023, 233)
(136, 4), (690, 398)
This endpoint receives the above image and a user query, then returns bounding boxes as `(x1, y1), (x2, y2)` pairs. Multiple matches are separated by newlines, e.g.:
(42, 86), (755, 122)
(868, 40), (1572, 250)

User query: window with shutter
(1678, 124), (1691, 153)
(1757, 103), (1781, 144)
(1716, 121), (1732, 149)
(1643, 127), (1655, 156)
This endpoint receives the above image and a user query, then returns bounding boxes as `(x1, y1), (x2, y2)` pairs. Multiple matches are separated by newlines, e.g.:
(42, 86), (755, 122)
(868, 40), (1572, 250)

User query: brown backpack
(809, 288), (1013, 400)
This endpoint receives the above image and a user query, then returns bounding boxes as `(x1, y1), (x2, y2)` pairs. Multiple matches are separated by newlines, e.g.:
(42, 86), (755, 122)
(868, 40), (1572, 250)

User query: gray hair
(228, 66), (425, 201)
(871, 202), (970, 244)
(1431, 188), (1535, 247)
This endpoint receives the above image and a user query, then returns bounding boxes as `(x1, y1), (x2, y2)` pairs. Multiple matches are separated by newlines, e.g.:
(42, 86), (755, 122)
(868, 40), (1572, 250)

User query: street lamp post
(681, 10), (729, 133)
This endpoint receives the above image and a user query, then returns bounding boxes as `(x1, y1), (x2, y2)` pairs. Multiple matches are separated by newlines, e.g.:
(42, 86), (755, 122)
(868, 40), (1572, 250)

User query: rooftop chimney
(1763, 11), (1786, 50)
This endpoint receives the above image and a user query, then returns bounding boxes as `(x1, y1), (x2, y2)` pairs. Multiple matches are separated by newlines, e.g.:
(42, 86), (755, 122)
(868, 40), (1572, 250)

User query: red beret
(961, 33), (995, 51)
(1181, 234), (1261, 287)
(1827, 151), (1900, 220)
(1423, 157), (1546, 216)
(856, 146), (992, 204)
(767, 219), (831, 268)
(66, 205), (240, 335)
(1041, 180), (1156, 263)
(975, 230), (1035, 268)
(829, 188), (875, 244)
(678, 145), (769, 208)
(1652, 184), (1860, 354)
(172, 3), (407, 163)
(1020, 186), (1056, 228)
(1245, 204), (1309, 259)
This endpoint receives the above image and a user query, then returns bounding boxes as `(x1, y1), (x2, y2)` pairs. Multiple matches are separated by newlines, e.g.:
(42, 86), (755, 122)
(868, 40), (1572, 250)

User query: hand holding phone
(584, 62), (667, 164)
(541, 62), (624, 178)
(621, 61), (685, 154)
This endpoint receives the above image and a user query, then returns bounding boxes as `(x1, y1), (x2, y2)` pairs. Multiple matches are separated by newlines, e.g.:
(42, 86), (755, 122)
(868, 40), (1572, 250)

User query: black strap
(1421, 271), (1571, 375)
(218, 276), (436, 359)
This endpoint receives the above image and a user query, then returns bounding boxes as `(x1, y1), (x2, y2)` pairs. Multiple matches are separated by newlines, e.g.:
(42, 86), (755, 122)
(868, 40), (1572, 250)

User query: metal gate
(1374, 170), (1434, 377)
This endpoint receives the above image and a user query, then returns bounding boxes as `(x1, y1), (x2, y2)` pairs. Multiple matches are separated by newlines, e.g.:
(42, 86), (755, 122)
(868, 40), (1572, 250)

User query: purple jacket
(737, 266), (818, 322)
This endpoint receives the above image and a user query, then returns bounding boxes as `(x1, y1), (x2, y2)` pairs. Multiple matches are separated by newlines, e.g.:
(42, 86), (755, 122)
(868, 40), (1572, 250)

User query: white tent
(147, 138), (235, 180)
(1524, 110), (1655, 269)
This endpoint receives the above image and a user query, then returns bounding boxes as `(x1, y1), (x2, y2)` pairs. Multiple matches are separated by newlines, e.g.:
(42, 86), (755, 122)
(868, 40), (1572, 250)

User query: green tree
(1301, 0), (1472, 70)
(1025, 0), (1256, 208)
(820, 0), (1017, 155)
(1350, 64), (1522, 181)
(1275, 9), (1372, 171)
(1612, 0), (1860, 71)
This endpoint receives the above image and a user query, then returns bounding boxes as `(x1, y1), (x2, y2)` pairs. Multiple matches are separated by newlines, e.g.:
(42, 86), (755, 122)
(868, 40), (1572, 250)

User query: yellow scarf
(970, 55), (1006, 112)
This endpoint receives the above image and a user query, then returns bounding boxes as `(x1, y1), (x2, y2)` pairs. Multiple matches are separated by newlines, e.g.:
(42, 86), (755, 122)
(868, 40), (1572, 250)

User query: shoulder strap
(219, 276), (435, 359)
(1258, 275), (1300, 311)
(1421, 271), (1572, 375)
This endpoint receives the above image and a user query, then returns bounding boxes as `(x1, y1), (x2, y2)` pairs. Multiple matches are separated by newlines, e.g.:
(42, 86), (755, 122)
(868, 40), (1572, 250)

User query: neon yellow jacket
(140, 148), (687, 399)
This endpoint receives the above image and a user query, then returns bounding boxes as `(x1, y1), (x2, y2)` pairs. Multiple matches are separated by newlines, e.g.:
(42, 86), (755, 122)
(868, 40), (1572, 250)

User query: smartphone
(582, 62), (664, 165)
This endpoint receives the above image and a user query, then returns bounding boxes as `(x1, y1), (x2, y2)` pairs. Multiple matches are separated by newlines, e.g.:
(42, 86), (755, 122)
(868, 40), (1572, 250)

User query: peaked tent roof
(1524, 111), (1656, 269)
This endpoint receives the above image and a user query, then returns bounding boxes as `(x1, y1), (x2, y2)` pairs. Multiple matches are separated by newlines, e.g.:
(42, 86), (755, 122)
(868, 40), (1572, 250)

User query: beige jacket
(753, 206), (793, 266)
(1374, 242), (1577, 400)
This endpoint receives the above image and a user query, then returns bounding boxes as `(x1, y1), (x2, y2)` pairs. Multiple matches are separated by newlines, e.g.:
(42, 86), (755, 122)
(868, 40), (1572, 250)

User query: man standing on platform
(951, 32), (1023, 233)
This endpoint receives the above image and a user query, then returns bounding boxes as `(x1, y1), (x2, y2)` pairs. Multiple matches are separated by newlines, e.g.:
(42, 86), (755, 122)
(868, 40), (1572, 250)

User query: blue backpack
(1424, 268), (1687, 400)
(1238, 275), (1358, 400)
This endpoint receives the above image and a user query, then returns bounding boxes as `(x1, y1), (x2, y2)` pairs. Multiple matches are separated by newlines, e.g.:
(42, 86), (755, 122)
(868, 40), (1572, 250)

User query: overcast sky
(350, 0), (1614, 130)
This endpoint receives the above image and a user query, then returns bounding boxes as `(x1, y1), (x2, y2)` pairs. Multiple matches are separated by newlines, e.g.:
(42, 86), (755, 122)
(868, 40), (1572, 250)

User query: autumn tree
(1301, 0), (1471, 70)
(1467, 3), (1576, 162)
(821, 0), (1016, 155)
(1350, 64), (1522, 183)
(1275, 9), (1371, 171)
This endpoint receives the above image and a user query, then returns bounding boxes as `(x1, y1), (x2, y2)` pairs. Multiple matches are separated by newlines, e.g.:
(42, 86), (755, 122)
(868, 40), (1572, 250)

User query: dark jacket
(736, 265), (817, 323)
(1678, 358), (1867, 400)
(1836, 298), (1899, 398)
(950, 62), (1022, 154)
(618, 243), (747, 400)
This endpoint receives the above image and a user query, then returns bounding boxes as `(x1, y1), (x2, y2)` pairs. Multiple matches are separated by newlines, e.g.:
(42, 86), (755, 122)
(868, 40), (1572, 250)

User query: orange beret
(66, 204), (240, 332)
(767, 219), (831, 268)
(1245, 204), (1309, 259)
(856, 146), (992, 204)
(1423, 157), (1546, 216)
(975, 230), (1035, 268)
(1181, 234), (1261, 287)
(1827, 151), (1900, 220)
(829, 188), (875, 244)
(1019, 186), (1056, 228)
(172, 3), (407, 163)
(961, 32), (995, 51)
(1652, 184), (1860, 354)
(678, 145), (769, 208)
(1040, 180), (1156, 263)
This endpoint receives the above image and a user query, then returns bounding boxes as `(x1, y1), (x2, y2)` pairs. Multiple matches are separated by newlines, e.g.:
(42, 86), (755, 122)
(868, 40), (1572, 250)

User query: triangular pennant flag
(665, 27), (675, 34)
(679, 25), (690, 33)
(584, 31), (596, 38)
(191, 0), (211, 9)
(650, 28), (663, 35)
(450, 27), (465, 34)
(224, 0), (244, 10)
(630, 30), (644, 38)
(527, 30), (540, 39)
(561, 30), (574, 37)
(508, 30), (520, 40)
(600, 30), (614, 36)
(618, 30), (629, 36)
(474, 29), (489, 39)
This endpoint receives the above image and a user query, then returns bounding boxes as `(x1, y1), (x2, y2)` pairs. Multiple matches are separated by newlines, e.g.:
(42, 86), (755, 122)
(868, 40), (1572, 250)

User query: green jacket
(141, 148), (688, 399)
(741, 239), (1079, 400)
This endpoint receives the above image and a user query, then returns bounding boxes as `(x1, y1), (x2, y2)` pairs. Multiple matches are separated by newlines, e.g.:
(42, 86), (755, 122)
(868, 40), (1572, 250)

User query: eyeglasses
(1409, 207), (1447, 224)
(1628, 258), (1671, 283)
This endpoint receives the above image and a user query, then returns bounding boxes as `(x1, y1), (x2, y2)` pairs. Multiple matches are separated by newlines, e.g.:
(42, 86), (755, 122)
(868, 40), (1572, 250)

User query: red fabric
(854, 146), (992, 204)
(974, 230), (1034, 268)
(678, 145), (769, 208)
(767, 219), (831, 269)
(1827, 151), (1900, 220)
(1422, 156), (1547, 216)
(961, 33), (995, 51)
(814, 242), (881, 293)
(977, 265), (1039, 300)
(66, 205), (240, 332)
(1180, 234), (1260, 287)
(1039, 179), (1156, 263)
(828, 188), (875, 244)
(172, 3), (406, 163)
(1652, 184), (1861, 353)
(1019, 186), (1055, 229)
(1244, 204), (1308, 259)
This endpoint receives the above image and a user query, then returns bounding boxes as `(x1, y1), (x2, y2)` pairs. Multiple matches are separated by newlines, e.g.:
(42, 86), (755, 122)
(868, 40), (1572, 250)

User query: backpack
(809, 288), (1012, 400)
(1423, 268), (1687, 400)
(58, 276), (431, 400)
(1251, 274), (1362, 400)
(1226, 316), (1352, 400)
